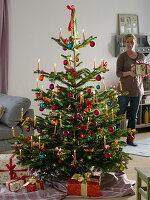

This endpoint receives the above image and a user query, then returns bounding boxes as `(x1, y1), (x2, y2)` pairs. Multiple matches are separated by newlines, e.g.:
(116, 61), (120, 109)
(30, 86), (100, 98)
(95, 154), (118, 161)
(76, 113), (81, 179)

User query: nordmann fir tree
(11, 5), (131, 181)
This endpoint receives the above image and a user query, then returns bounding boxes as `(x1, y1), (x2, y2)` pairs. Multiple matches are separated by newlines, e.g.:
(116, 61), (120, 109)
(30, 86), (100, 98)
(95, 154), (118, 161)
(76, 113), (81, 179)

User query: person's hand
(128, 71), (136, 77)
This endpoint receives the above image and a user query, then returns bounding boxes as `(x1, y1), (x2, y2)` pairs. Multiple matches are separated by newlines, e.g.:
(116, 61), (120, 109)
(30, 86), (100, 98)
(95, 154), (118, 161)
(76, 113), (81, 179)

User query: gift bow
(71, 172), (98, 183)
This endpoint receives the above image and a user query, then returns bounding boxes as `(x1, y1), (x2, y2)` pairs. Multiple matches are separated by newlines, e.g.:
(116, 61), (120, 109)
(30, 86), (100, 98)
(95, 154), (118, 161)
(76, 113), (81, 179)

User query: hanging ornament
(107, 102), (112, 106)
(75, 57), (79, 62)
(90, 41), (95, 47)
(94, 109), (100, 115)
(40, 103), (47, 109)
(108, 127), (114, 132)
(84, 107), (91, 113)
(25, 127), (30, 132)
(63, 60), (69, 65)
(68, 94), (74, 97)
(91, 122), (97, 126)
(63, 131), (69, 136)
(87, 155), (92, 160)
(67, 43), (74, 49)
(86, 136), (92, 142)
(38, 75), (44, 81)
(39, 107), (44, 111)
(80, 133), (86, 138)
(51, 119), (57, 125)
(87, 89), (92, 94)
(49, 84), (54, 90)
(57, 160), (62, 164)
(37, 128), (42, 133)
(39, 154), (46, 159)
(96, 75), (102, 81)
(51, 105), (58, 111)
(96, 85), (101, 90)
(104, 153), (111, 159)
(63, 47), (67, 51)
(76, 114), (83, 120)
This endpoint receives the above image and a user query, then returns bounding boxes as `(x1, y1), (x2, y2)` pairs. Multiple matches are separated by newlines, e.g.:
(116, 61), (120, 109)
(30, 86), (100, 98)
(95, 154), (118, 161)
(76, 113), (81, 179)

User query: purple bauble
(37, 128), (42, 133)
(63, 131), (69, 136)
(49, 84), (54, 90)
(96, 75), (102, 81)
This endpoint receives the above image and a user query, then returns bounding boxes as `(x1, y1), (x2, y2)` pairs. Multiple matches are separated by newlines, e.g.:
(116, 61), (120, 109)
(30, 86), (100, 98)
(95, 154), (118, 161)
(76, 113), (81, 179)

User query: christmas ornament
(80, 133), (86, 138)
(87, 89), (92, 94)
(108, 127), (114, 132)
(63, 60), (69, 65)
(51, 105), (57, 111)
(39, 75), (44, 81)
(25, 127), (30, 132)
(40, 103), (47, 109)
(67, 43), (74, 49)
(87, 155), (92, 160)
(39, 154), (46, 159)
(107, 102), (112, 106)
(75, 57), (79, 62)
(94, 110), (100, 115)
(49, 84), (54, 90)
(63, 131), (69, 136)
(104, 153), (111, 159)
(96, 85), (101, 90)
(68, 94), (74, 97)
(90, 41), (95, 47)
(63, 47), (67, 51)
(91, 122), (97, 126)
(39, 107), (44, 111)
(37, 128), (42, 133)
(96, 75), (102, 81)
(86, 136), (92, 142)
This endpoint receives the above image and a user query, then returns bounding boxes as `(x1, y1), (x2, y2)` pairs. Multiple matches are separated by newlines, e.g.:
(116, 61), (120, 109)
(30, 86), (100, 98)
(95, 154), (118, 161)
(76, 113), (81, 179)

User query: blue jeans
(117, 96), (142, 129)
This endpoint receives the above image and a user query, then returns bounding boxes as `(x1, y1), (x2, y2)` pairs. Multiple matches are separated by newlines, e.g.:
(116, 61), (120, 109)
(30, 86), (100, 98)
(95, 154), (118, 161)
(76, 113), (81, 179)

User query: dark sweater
(116, 52), (145, 97)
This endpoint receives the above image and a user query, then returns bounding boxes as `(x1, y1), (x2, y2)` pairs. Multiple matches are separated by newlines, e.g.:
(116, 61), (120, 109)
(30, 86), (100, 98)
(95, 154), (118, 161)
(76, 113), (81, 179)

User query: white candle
(54, 63), (57, 75)
(20, 108), (23, 121)
(31, 136), (33, 148)
(12, 127), (15, 137)
(93, 58), (96, 70)
(36, 78), (39, 88)
(59, 28), (62, 39)
(19, 149), (22, 160)
(38, 136), (41, 149)
(37, 59), (40, 71)
(34, 116), (36, 127)
(82, 29), (85, 41)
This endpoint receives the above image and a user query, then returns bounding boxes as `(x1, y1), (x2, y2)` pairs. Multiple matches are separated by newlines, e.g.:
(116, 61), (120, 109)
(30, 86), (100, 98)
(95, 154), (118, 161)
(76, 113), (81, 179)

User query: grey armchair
(0, 93), (34, 152)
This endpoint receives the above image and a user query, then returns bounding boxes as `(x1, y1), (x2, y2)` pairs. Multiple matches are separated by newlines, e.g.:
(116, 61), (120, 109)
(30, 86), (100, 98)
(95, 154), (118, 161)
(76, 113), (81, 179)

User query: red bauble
(90, 41), (95, 47)
(57, 160), (62, 164)
(25, 127), (30, 132)
(51, 105), (57, 111)
(68, 94), (73, 97)
(39, 107), (44, 111)
(108, 127), (114, 132)
(104, 153), (111, 159)
(69, 116), (74, 120)
(96, 75), (102, 81)
(129, 135), (134, 141)
(63, 47), (67, 51)
(63, 60), (69, 65)
(80, 125), (87, 130)
(91, 122), (97, 126)
(87, 89), (92, 94)
(94, 110), (100, 115)
(85, 100), (92, 106)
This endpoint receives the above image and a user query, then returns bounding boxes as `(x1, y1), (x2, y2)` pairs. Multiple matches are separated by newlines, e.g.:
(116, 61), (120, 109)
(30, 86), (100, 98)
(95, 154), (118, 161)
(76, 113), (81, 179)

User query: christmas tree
(11, 5), (131, 181)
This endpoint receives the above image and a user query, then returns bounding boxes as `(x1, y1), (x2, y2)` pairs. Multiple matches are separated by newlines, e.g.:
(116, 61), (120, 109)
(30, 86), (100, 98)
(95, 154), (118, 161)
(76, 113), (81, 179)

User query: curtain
(0, 0), (8, 94)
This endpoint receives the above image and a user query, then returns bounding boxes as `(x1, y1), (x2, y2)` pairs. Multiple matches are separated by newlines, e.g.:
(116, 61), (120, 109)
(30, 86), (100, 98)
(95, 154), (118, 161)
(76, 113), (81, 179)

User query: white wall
(8, 0), (150, 113)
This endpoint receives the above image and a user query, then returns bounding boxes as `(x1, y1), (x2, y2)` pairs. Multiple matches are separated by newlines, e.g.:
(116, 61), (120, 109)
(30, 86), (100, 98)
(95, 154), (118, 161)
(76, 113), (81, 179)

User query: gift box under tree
(67, 173), (101, 197)
(6, 176), (29, 192)
(0, 154), (28, 183)
(24, 177), (44, 192)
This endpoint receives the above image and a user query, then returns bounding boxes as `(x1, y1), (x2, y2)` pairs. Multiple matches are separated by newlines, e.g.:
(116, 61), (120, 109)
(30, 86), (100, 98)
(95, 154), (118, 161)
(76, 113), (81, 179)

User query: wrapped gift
(0, 154), (28, 183)
(6, 176), (29, 192)
(131, 63), (150, 76)
(24, 177), (44, 192)
(67, 173), (101, 197)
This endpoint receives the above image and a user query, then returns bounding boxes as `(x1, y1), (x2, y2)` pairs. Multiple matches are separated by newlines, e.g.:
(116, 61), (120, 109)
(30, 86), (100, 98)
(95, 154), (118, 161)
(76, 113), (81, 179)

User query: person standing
(116, 34), (145, 146)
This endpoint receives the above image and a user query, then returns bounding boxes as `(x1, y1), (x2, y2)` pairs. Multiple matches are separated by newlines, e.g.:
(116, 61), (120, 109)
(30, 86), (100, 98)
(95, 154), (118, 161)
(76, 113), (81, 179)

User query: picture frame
(118, 14), (139, 35)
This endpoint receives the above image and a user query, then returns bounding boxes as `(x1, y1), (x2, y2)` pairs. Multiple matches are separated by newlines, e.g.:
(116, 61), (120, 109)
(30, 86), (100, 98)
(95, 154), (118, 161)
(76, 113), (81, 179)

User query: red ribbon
(0, 154), (28, 180)
(66, 5), (75, 32)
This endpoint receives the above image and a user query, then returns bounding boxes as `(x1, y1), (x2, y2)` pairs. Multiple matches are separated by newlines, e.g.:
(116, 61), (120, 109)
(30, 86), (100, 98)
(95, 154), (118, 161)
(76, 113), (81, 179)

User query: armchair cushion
(0, 94), (31, 127)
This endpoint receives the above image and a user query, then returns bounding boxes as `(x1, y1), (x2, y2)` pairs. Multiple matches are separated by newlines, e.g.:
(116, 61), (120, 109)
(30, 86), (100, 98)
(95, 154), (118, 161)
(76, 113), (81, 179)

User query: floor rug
(0, 172), (135, 199)
(123, 137), (150, 157)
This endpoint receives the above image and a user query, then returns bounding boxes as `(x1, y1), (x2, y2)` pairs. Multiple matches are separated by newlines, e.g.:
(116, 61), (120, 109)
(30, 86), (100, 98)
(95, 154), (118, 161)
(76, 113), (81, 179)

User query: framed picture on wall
(118, 14), (139, 35)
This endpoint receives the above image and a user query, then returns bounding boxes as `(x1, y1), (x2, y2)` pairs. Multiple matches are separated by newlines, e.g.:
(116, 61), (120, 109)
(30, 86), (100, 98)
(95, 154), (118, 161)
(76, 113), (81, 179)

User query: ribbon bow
(71, 172), (98, 183)
(23, 177), (37, 187)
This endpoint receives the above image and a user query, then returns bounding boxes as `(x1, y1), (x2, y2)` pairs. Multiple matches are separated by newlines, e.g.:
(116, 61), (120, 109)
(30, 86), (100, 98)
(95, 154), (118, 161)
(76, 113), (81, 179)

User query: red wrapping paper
(25, 180), (44, 192)
(67, 176), (101, 197)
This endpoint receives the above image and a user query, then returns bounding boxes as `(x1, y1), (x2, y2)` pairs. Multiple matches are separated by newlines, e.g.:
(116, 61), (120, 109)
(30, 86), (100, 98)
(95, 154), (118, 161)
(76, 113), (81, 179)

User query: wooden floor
(65, 131), (150, 200)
